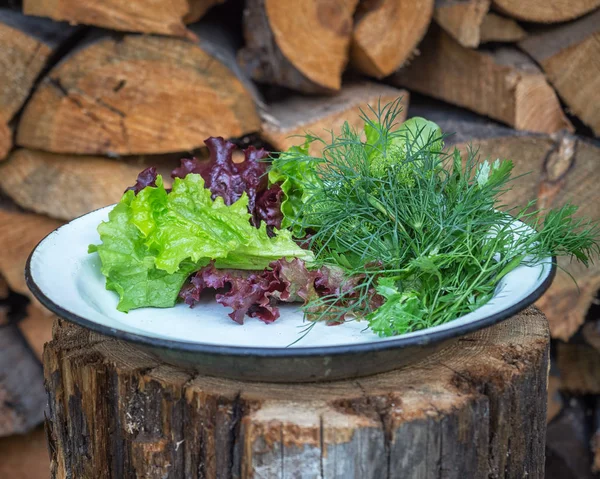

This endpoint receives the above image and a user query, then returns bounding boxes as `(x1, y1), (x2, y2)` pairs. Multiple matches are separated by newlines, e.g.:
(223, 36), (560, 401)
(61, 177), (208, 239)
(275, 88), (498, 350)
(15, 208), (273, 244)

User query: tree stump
(44, 307), (550, 478)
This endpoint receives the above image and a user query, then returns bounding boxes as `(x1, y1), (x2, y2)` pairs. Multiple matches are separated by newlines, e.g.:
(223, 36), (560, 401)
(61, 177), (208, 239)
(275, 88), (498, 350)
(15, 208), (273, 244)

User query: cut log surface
(479, 12), (526, 44)
(492, 0), (600, 23)
(0, 9), (77, 160)
(0, 292), (46, 437)
(23, 0), (223, 37)
(43, 308), (549, 478)
(17, 28), (260, 155)
(434, 0), (490, 48)
(238, 0), (359, 93)
(392, 25), (573, 134)
(0, 149), (176, 221)
(351, 0), (434, 78)
(261, 82), (408, 154)
(0, 426), (49, 479)
(0, 209), (63, 299)
(410, 101), (600, 340)
(520, 10), (600, 136)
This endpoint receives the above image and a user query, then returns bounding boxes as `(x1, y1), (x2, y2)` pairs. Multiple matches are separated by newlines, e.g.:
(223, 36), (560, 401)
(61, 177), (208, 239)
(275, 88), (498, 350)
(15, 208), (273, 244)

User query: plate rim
(25, 205), (557, 358)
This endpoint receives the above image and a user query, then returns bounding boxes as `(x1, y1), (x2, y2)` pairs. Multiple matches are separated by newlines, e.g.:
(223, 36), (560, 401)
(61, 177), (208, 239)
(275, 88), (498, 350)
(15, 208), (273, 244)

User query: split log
(391, 25), (573, 134)
(0, 9), (77, 160)
(23, 0), (223, 37)
(238, 0), (359, 93)
(0, 281), (46, 437)
(0, 149), (179, 221)
(0, 209), (63, 300)
(351, 0), (434, 78)
(261, 82), (409, 154)
(410, 101), (600, 340)
(492, 0), (600, 23)
(435, 2), (526, 47)
(556, 342), (600, 394)
(17, 27), (260, 155)
(434, 0), (490, 48)
(0, 426), (49, 479)
(520, 10), (600, 136)
(43, 308), (549, 477)
(479, 13), (526, 44)
(19, 304), (54, 362)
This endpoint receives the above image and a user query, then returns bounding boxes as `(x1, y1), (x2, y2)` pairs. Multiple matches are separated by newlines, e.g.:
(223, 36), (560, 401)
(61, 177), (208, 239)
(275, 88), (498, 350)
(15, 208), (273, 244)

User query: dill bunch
(273, 99), (600, 337)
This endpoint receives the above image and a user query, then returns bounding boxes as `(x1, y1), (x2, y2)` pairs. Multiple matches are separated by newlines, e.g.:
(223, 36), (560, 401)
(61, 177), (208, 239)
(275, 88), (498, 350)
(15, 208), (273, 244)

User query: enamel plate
(26, 205), (555, 382)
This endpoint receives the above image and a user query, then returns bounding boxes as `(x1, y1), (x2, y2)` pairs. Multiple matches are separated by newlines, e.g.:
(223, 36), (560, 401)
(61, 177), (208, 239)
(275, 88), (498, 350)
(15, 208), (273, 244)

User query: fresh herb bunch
(271, 99), (600, 337)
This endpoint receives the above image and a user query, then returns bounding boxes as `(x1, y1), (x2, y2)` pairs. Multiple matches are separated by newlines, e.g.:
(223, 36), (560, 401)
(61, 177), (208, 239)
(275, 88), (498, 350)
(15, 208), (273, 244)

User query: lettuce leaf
(268, 141), (322, 236)
(91, 174), (313, 312)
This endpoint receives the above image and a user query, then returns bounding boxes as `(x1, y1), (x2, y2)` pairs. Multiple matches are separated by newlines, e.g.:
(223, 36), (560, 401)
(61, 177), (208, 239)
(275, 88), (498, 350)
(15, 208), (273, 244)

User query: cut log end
(351, 0), (434, 78)
(392, 26), (572, 134)
(239, 0), (358, 93)
(519, 10), (600, 137)
(0, 149), (178, 221)
(261, 82), (409, 154)
(23, 0), (223, 37)
(479, 12), (526, 44)
(434, 0), (490, 48)
(492, 0), (600, 23)
(17, 32), (260, 155)
(43, 308), (549, 477)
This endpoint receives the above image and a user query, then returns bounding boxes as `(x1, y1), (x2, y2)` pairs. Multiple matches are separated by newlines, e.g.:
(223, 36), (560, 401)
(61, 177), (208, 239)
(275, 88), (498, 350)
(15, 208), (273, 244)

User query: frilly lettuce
(90, 174), (313, 312)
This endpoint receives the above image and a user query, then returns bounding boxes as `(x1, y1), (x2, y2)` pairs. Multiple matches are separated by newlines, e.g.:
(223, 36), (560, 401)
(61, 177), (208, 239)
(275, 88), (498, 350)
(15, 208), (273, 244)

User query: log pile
(0, 1), (598, 477)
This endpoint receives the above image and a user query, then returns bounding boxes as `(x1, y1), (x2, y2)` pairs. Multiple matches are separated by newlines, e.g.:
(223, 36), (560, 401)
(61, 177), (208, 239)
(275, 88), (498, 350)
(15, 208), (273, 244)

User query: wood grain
(434, 0), (490, 48)
(520, 10), (600, 136)
(238, 0), (359, 93)
(493, 0), (600, 22)
(351, 0), (434, 78)
(0, 209), (63, 299)
(44, 308), (549, 477)
(0, 9), (77, 160)
(0, 149), (178, 221)
(0, 426), (49, 478)
(17, 29), (260, 155)
(23, 0), (223, 37)
(392, 25), (573, 134)
(261, 82), (408, 154)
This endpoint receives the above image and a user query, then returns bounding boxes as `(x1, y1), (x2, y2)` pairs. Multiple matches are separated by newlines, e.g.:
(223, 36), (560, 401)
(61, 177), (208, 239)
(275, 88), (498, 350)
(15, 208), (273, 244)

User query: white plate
(26, 205), (555, 381)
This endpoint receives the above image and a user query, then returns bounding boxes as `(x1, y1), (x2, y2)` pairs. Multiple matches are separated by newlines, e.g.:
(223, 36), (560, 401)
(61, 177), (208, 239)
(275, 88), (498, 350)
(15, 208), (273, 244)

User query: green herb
(275, 99), (600, 336)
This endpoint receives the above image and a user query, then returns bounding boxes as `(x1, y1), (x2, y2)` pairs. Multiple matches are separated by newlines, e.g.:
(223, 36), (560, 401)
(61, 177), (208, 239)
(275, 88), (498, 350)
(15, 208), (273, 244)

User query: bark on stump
(44, 307), (550, 478)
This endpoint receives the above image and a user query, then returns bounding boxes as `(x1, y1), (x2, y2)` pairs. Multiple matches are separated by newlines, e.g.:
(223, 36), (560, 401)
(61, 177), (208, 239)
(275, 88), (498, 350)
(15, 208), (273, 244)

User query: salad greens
(90, 99), (599, 337)
(90, 174), (312, 312)
(271, 99), (599, 336)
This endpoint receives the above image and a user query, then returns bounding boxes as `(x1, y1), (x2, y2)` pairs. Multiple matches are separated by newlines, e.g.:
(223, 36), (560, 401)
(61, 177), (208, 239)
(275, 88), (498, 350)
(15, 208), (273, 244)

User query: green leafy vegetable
(275, 100), (600, 336)
(91, 174), (313, 312)
(268, 141), (322, 236)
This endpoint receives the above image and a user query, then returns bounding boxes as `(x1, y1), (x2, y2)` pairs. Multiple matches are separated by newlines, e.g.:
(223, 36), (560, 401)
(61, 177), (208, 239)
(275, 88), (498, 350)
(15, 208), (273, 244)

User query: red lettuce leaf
(125, 167), (158, 194)
(171, 137), (270, 226)
(256, 184), (284, 231)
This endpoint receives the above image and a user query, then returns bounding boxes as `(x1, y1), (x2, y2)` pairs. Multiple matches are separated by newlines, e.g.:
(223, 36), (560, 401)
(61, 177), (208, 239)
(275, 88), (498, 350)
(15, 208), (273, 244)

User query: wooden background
(0, 0), (598, 477)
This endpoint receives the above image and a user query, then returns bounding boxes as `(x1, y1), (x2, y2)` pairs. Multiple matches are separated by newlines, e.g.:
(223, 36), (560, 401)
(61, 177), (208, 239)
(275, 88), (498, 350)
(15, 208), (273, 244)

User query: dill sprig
(274, 100), (600, 337)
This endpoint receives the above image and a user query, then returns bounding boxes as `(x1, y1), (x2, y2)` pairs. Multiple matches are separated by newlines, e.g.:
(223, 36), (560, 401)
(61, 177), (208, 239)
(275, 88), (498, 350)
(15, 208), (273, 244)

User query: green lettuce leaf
(268, 140), (322, 236)
(91, 174), (313, 311)
(366, 116), (443, 179)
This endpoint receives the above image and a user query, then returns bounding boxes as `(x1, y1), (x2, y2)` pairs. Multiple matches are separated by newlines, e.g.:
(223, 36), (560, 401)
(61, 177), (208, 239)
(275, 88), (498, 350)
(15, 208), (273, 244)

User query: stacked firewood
(0, 1), (598, 477)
